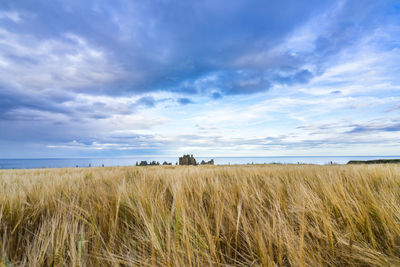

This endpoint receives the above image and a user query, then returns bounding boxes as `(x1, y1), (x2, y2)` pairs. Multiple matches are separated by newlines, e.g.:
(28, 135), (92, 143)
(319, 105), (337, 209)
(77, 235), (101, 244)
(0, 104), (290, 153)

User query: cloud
(37, 124), (400, 156)
(0, 0), (399, 157)
(135, 96), (156, 108)
(297, 119), (400, 133)
(0, 1), (394, 100)
(0, 11), (21, 23)
(0, 28), (125, 92)
(177, 98), (193, 105)
(211, 92), (222, 99)
(0, 84), (75, 120)
(0, 0), (368, 97)
(347, 122), (400, 134)
(273, 69), (313, 86)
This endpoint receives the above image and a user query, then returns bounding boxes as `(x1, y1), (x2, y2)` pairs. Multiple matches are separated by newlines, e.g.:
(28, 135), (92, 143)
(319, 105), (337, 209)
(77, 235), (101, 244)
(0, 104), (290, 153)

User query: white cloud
(0, 28), (126, 90)
(0, 11), (22, 23)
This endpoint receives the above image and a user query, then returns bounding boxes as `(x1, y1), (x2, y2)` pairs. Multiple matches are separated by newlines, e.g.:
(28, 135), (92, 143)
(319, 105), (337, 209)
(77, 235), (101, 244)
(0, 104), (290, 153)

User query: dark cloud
(347, 123), (400, 134)
(211, 92), (222, 99)
(177, 98), (193, 105)
(0, 83), (136, 122)
(135, 96), (156, 108)
(297, 120), (400, 136)
(0, 86), (74, 120)
(1, 0), (380, 98)
(0, 0), (392, 101)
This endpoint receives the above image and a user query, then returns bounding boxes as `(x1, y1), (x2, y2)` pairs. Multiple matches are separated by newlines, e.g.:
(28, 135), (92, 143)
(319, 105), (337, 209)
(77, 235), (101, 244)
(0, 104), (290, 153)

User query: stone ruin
(179, 155), (214, 165)
(179, 154), (197, 165)
(200, 159), (214, 165)
(134, 156), (214, 166)
(136, 161), (161, 166)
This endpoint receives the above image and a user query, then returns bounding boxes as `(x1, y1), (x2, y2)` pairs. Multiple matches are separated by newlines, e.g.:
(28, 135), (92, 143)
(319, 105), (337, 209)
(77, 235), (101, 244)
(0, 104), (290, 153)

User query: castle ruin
(179, 154), (197, 165)
(179, 155), (214, 165)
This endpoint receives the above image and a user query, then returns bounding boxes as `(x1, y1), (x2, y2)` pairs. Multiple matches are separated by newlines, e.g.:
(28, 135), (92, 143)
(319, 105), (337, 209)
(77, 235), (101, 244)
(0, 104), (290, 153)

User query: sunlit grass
(1, 164), (400, 266)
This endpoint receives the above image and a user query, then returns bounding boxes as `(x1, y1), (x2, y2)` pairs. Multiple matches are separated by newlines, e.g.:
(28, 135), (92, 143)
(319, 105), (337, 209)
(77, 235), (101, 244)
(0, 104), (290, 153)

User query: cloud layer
(0, 0), (399, 157)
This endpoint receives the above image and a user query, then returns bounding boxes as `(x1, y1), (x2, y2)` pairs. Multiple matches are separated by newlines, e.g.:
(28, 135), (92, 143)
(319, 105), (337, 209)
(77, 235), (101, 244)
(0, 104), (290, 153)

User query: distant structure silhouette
(136, 161), (162, 166)
(134, 156), (214, 166)
(200, 159), (214, 165)
(179, 154), (197, 165)
(179, 155), (214, 165)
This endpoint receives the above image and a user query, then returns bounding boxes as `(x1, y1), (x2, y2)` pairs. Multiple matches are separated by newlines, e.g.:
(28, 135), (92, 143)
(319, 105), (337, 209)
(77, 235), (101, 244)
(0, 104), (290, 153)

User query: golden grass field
(1, 164), (400, 266)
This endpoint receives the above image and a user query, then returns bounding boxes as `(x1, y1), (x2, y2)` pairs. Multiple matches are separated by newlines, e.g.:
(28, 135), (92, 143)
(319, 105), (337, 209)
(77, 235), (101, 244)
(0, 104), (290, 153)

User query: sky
(0, 0), (399, 158)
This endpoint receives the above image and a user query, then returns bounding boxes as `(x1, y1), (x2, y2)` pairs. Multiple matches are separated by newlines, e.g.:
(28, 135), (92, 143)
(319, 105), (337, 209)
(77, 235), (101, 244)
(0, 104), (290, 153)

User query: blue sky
(0, 0), (399, 158)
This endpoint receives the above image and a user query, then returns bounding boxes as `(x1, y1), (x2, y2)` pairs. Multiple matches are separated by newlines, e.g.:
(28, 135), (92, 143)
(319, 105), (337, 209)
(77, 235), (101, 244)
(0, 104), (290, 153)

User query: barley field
(1, 164), (400, 266)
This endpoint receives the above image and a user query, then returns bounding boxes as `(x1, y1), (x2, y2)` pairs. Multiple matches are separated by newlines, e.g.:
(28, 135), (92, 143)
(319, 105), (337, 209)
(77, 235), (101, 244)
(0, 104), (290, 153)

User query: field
(1, 164), (400, 266)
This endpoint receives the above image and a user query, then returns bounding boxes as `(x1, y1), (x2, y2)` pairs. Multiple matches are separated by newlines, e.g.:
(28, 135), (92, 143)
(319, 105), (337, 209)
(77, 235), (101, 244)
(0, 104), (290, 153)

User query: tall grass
(1, 164), (400, 266)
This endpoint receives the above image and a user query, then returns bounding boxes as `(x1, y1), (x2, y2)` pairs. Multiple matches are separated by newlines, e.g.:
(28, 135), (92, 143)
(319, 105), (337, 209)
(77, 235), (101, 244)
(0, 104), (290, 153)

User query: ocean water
(0, 156), (400, 169)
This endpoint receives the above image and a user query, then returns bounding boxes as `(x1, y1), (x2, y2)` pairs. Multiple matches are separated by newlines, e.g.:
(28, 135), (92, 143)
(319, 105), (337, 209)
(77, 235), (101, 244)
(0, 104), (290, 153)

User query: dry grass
(1, 164), (400, 266)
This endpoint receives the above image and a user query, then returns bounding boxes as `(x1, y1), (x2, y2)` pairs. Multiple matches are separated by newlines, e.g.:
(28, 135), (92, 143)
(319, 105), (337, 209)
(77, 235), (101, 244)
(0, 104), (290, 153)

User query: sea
(0, 156), (400, 169)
